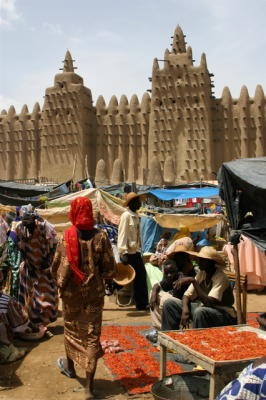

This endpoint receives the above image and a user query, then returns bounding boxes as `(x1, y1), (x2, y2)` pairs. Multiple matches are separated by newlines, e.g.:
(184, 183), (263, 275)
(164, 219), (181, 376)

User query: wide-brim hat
(124, 192), (147, 207)
(186, 246), (226, 266)
(113, 262), (136, 286)
(167, 244), (193, 258)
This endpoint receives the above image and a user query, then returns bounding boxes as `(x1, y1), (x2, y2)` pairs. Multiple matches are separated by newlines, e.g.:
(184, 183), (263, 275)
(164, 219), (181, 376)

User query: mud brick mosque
(0, 26), (265, 185)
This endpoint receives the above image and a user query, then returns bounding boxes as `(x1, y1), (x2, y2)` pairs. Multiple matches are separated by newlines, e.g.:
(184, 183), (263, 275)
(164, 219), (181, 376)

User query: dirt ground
(0, 292), (265, 400)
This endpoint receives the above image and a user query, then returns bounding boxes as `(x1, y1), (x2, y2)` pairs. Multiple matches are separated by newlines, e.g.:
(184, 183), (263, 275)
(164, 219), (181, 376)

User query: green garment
(145, 263), (163, 298)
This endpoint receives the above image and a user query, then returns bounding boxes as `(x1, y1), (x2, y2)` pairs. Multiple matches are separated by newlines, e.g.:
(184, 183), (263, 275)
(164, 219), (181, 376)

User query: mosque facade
(0, 26), (265, 185)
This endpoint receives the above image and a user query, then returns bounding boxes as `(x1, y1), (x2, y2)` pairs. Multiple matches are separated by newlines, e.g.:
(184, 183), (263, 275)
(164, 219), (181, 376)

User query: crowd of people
(0, 193), (265, 400)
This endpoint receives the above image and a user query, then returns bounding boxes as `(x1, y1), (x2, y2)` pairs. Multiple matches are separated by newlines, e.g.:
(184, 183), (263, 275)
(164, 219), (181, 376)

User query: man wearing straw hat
(162, 246), (237, 331)
(117, 192), (149, 310)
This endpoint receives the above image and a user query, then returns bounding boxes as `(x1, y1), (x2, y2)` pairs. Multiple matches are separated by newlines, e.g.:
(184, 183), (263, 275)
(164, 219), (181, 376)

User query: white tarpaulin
(1, 188), (226, 234)
(37, 189), (126, 232)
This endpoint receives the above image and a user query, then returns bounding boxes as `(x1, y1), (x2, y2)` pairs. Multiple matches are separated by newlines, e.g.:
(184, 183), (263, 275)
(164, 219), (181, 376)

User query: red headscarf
(64, 197), (94, 284)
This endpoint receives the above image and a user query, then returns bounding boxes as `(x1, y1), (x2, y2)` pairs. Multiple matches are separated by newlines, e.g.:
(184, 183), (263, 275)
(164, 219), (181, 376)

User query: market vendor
(117, 192), (149, 311)
(146, 247), (195, 342)
(257, 312), (266, 330)
(161, 246), (237, 330)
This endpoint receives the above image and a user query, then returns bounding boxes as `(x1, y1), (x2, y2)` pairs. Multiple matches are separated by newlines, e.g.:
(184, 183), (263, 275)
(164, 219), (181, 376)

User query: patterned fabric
(216, 362), (266, 400)
(69, 197), (94, 230)
(0, 292), (28, 344)
(16, 221), (55, 270)
(65, 197), (95, 284)
(0, 217), (8, 246)
(51, 230), (116, 372)
(0, 242), (8, 291)
(95, 224), (118, 244)
(18, 265), (58, 326)
(15, 220), (58, 327)
(6, 237), (23, 299)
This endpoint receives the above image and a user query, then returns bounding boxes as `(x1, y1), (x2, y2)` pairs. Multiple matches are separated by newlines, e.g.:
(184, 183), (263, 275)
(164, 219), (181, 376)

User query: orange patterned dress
(52, 229), (116, 372)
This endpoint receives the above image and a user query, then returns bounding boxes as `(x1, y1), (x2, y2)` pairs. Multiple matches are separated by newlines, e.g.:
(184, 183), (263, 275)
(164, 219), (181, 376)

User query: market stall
(158, 325), (266, 400)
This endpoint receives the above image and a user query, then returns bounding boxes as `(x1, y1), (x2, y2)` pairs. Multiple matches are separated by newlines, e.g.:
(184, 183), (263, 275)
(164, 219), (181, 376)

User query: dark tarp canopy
(163, 181), (218, 189)
(218, 157), (266, 251)
(0, 193), (43, 207)
(0, 180), (54, 197)
(0, 181), (71, 206)
(144, 206), (199, 215)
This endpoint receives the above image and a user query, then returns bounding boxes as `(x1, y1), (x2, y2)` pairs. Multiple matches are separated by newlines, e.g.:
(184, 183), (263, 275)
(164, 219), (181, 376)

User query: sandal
(19, 325), (47, 341)
(56, 357), (76, 378)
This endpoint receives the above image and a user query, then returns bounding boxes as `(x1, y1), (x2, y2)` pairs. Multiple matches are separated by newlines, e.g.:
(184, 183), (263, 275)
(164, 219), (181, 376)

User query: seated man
(257, 312), (266, 331)
(147, 248), (195, 342)
(162, 246), (237, 331)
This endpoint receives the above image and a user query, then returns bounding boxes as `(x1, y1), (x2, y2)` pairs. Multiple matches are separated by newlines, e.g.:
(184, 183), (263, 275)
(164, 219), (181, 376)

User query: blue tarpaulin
(149, 187), (219, 201)
(140, 217), (178, 253)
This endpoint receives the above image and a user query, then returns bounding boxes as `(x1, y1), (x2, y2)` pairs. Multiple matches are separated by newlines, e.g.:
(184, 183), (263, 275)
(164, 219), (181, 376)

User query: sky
(0, 0), (266, 113)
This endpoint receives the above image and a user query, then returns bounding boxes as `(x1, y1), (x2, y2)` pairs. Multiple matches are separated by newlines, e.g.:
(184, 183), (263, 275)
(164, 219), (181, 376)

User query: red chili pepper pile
(101, 325), (183, 394)
(100, 314), (260, 394)
(165, 324), (265, 361)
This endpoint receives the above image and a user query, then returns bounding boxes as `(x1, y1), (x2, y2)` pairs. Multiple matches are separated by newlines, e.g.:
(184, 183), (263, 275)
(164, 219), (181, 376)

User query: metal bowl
(151, 371), (209, 400)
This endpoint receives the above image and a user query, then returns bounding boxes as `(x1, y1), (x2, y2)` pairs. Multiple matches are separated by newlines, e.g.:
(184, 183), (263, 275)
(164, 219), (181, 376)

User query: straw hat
(124, 192), (147, 207)
(167, 244), (193, 258)
(186, 246), (226, 266)
(113, 262), (136, 286)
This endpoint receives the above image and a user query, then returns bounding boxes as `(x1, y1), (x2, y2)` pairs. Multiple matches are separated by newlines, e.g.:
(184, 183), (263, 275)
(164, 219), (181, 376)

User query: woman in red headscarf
(52, 197), (116, 400)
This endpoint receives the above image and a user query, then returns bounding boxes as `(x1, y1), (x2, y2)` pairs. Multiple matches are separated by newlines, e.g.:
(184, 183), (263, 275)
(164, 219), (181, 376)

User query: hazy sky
(1, 0), (266, 112)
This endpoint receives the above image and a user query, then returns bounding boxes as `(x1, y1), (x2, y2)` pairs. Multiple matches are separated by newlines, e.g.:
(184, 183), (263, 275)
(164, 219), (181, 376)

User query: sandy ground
(0, 292), (265, 400)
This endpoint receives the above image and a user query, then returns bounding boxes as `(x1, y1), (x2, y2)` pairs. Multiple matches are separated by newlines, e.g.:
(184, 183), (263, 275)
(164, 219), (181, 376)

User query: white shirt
(117, 209), (140, 255)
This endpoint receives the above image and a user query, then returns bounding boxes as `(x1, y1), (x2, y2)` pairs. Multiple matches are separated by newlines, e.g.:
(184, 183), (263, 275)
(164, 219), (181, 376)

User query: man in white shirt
(117, 192), (148, 310)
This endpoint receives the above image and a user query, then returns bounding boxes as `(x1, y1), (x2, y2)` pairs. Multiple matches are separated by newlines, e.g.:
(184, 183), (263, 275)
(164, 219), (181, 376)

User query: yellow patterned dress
(52, 229), (116, 372)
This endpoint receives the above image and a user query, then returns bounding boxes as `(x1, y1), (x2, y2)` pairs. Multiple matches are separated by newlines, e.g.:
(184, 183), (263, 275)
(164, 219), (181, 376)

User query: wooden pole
(85, 154), (89, 179)
(232, 244), (243, 324)
(70, 153), (77, 181)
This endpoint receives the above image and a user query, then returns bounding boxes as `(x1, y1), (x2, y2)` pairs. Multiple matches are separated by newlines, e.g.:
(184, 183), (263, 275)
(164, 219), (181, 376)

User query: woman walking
(52, 197), (116, 400)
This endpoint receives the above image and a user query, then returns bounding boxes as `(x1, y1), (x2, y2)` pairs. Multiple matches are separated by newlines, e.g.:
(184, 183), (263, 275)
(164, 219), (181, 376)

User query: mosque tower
(40, 51), (96, 182)
(148, 25), (214, 183)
